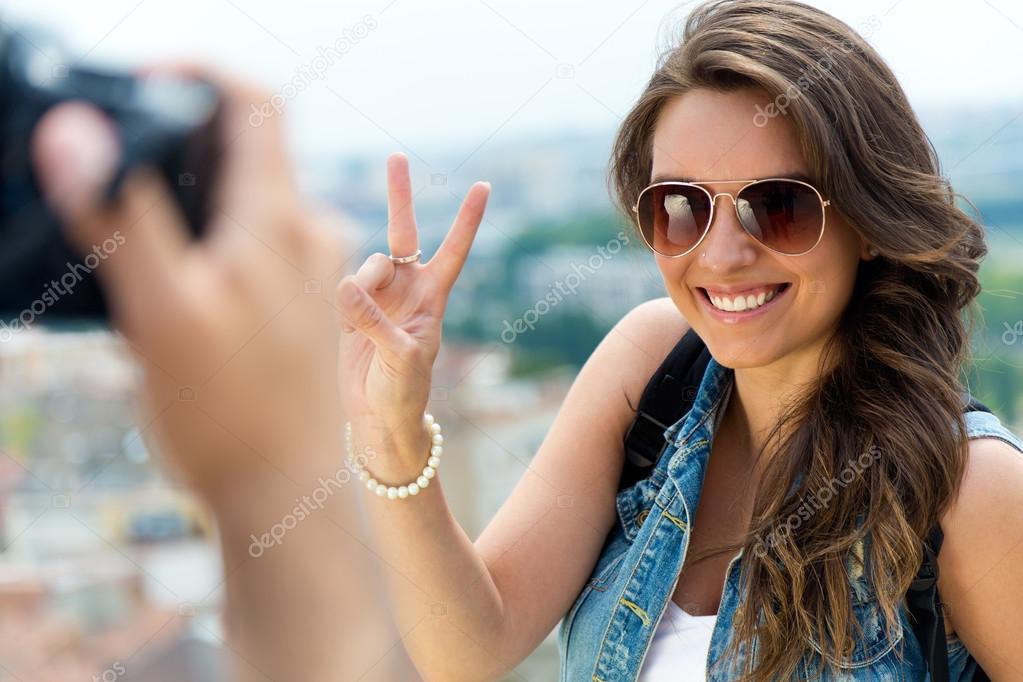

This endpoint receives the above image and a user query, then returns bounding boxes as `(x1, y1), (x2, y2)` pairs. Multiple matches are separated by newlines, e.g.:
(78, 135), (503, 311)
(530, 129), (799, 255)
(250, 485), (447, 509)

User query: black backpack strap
(907, 523), (950, 682)
(964, 396), (992, 414)
(619, 328), (710, 492)
(906, 392), (992, 682)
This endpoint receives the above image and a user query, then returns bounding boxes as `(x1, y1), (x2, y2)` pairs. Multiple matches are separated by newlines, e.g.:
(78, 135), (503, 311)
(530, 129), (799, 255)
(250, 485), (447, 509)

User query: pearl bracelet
(344, 413), (444, 500)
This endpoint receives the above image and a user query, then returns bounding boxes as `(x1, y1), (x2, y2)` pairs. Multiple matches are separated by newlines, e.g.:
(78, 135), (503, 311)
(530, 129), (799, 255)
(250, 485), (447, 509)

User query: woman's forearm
(356, 428), (512, 681)
(334, 151), (507, 679)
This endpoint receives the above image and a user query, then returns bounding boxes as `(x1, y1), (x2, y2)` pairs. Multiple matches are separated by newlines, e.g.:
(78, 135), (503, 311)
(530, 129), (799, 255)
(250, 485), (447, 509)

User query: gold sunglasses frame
(631, 178), (831, 258)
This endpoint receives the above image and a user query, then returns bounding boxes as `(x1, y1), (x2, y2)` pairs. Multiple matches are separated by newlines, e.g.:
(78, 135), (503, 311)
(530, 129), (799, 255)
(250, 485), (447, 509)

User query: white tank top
(638, 600), (718, 680)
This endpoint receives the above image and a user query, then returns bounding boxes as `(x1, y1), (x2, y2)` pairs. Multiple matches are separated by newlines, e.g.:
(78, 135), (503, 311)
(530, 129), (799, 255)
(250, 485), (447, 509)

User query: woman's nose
(695, 192), (758, 273)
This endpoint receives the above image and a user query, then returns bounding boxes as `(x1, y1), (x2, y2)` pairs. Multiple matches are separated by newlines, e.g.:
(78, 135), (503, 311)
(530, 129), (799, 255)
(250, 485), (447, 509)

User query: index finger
(386, 152), (419, 260)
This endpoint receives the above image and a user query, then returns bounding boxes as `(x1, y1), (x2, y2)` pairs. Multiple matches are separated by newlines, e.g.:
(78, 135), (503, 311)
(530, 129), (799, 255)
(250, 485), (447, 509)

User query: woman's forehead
(650, 89), (808, 184)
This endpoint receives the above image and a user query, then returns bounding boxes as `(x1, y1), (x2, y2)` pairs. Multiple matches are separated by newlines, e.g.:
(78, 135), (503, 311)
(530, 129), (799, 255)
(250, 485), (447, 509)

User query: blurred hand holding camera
(32, 68), (345, 503)
(29, 68), (405, 681)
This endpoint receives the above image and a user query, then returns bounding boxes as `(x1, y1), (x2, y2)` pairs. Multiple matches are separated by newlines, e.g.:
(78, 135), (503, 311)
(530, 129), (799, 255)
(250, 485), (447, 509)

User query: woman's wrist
(347, 413), (447, 501)
(348, 413), (436, 485)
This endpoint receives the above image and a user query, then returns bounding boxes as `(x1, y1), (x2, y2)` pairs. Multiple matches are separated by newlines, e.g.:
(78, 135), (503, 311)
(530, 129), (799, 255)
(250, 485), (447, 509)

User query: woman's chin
(702, 337), (787, 370)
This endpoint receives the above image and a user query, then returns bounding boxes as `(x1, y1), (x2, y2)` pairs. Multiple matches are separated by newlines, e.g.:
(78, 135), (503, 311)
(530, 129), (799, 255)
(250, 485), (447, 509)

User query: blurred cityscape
(1, 105), (1022, 681)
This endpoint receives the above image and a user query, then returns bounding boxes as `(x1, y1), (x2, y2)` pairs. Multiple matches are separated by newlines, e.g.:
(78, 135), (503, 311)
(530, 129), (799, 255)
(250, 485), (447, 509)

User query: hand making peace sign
(336, 152), (490, 472)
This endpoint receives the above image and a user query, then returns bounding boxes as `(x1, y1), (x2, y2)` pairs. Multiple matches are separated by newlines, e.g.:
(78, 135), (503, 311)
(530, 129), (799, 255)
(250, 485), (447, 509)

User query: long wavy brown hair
(609, 0), (987, 678)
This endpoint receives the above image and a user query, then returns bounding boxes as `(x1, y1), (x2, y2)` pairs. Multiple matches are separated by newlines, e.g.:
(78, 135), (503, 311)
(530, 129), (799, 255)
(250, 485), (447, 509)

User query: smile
(696, 283), (791, 320)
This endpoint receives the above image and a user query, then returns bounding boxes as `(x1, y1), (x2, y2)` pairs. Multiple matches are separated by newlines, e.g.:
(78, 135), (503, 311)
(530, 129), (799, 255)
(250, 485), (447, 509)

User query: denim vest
(558, 356), (1023, 681)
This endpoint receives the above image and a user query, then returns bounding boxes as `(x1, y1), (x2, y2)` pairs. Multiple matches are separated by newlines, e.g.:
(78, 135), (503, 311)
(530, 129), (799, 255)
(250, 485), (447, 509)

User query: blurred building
(0, 330), (220, 681)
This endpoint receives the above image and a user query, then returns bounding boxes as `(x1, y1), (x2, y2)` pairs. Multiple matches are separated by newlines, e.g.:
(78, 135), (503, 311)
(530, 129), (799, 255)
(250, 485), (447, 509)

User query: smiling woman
(332, 1), (1023, 681)
(597, 0), (1023, 679)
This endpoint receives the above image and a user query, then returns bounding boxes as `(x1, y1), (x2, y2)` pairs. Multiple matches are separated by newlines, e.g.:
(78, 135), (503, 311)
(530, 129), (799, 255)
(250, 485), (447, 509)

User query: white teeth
(707, 285), (784, 313)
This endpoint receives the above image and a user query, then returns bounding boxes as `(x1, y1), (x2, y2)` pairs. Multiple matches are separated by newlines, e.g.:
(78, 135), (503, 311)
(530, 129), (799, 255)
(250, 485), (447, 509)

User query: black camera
(0, 24), (222, 335)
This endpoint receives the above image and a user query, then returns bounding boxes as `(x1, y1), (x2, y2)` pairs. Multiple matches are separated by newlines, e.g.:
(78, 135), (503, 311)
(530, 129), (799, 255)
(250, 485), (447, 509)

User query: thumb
(31, 101), (194, 312)
(336, 277), (413, 357)
(31, 101), (121, 239)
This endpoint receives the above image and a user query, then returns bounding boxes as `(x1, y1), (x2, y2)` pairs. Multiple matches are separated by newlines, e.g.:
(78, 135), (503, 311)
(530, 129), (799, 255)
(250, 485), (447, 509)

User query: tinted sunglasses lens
(637, 184), (711, 255)
(736, 180), (824, 254)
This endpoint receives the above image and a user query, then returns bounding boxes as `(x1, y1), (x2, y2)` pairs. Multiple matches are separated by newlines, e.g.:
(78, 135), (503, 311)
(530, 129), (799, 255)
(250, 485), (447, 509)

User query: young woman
(336, 0), (1023, 679)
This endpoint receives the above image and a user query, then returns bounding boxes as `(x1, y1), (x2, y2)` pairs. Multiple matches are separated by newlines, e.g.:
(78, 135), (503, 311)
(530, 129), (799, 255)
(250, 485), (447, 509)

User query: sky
(3, 0), (1022, 163)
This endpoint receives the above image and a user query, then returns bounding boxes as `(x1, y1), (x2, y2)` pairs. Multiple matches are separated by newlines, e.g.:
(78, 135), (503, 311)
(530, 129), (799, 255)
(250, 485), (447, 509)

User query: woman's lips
(697, 282), (791, 323)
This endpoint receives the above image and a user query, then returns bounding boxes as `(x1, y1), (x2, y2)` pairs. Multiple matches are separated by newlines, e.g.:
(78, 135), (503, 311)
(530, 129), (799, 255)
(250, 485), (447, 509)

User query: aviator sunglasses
(632, 177), (831, 257)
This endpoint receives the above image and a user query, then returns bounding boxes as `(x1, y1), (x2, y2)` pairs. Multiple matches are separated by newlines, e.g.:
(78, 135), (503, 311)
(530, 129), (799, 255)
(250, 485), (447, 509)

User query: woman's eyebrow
(649, 172), (813, 183)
